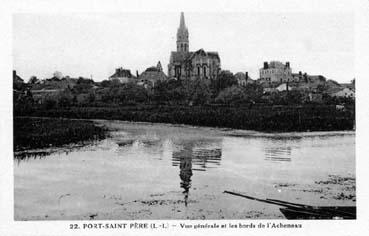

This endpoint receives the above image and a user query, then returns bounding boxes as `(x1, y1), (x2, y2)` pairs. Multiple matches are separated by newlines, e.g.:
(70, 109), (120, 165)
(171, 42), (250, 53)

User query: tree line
(14, 70), (354, 114)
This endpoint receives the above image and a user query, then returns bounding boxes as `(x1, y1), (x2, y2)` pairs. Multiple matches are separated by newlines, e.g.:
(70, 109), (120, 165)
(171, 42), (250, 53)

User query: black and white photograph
(1, 0), (369, 235)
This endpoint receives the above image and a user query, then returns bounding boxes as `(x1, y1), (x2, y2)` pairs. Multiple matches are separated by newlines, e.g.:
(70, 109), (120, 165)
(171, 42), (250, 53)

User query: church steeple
(176, 12), (189, 52)
(180, 12), (186, 28)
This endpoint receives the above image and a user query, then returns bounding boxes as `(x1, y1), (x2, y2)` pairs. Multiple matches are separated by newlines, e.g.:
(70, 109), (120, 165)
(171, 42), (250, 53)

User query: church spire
(176, 12), (189, 52)
(180, 12), (186, 28)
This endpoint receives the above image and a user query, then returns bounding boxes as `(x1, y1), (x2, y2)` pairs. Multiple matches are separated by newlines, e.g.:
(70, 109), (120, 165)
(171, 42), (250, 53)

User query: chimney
(13, 70), (16, 78)
(286, 62), (290, 68)
(263, 62), (268, 69)
(136, 70), (139, 77)
(245, 72), (248, 82)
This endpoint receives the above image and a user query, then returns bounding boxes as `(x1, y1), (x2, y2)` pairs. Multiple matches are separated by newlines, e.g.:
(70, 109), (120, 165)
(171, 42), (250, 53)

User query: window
(175, 66), (181, 77)
(203, 66), (207, 77)
(197, 66), (200, 76)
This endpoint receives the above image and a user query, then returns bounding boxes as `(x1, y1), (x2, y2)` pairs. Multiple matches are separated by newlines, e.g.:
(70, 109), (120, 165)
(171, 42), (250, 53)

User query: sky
(13, 12), (354, 82)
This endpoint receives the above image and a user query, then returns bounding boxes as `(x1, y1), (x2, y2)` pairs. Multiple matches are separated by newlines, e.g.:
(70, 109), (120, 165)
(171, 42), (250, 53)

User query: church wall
(188, 55), (220, 80)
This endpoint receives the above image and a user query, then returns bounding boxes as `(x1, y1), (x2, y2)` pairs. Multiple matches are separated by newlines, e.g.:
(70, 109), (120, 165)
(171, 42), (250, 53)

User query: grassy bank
(21, 104), (355, 132)
(14, 117), (107, 151)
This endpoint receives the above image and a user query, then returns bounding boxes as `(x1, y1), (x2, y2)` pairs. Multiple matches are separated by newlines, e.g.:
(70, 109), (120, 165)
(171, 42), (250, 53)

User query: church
(168, 13), (221, 80)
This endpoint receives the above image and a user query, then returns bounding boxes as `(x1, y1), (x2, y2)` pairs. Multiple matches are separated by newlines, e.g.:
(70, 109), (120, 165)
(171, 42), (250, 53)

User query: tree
(121, 83), (149, 103)
(13, 88), (34, 115)
(72, 78), (94, 94)
(44, 99), (57, 109)
(243, 83), (264, 103)
(316, 84), (328, 93)
(28, 76), (40, 84)
(57, 90), (73, 107)
(53, 71), (63, 79)
(286, 90), (304, 104)
(187, 79), (211, 105)
(152, 80), (170, 102)
(215, 85), (245, 105)
(210, 70), (238, 95)
(100, 80), (112, 88)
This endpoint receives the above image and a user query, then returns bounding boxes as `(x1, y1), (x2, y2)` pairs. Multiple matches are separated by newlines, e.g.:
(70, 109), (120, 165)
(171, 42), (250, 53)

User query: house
(259, 61), (292, 83)
(109, 67), (135, 84)
(308, 75), (326, 84)
(13, 70), (24, 84)
(235, 72), (254, 86)
(330, 87), (355, 98)
(31, 89), (62, 104)
(340, 82), (355, 90)
(138, 62), (168, 88)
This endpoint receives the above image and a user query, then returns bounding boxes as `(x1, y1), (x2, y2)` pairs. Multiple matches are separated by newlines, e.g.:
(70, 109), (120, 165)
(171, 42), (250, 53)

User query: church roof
(170, 51), (193, 63)
(190, 49), (220, 60)
(170, 49), (220, 64)
(139, 70), (167, 82)
(207, 52), (220, 60)
(145, 66), (160, 72)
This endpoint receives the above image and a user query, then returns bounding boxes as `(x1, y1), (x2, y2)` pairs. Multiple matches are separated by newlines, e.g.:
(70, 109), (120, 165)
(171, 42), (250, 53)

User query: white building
(259, 61), (292, 83)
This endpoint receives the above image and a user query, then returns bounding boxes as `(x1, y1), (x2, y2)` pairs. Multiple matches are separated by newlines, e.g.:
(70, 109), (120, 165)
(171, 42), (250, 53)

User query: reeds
(22, 104), (354, 132)
(14, 117), (107, 151)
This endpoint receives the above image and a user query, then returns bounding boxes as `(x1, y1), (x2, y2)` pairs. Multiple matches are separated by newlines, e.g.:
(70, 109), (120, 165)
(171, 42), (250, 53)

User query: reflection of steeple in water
(172, 139), (222, 206)
(177, 144), (193, 207)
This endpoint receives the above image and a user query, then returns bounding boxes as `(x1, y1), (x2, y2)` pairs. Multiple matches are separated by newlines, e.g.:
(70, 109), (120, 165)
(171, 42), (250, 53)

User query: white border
(1, 0), (368, 235)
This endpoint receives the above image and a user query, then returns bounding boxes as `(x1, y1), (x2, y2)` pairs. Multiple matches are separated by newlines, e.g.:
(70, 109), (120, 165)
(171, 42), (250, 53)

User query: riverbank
(14, 117), (107, 151)
(20, 104), (355, 132)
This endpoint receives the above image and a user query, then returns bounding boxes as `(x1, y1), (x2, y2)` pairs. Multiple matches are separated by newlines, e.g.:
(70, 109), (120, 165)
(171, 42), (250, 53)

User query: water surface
(14, 120), (355, 220)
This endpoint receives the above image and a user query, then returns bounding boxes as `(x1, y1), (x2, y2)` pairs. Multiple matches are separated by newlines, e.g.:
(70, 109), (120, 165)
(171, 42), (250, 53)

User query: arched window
(175, 66), (181, 77)
(197, 66), (200, 76)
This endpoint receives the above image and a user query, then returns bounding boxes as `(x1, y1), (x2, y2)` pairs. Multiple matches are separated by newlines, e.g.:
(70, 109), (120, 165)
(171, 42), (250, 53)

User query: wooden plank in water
(224, 191), (356, 219)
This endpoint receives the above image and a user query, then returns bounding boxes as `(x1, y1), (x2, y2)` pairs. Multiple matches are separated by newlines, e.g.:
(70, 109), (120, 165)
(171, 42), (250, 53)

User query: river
(14, 120), (355, 220)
